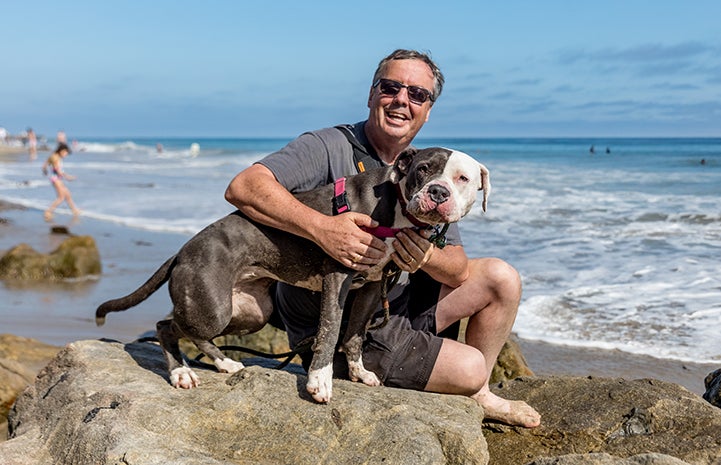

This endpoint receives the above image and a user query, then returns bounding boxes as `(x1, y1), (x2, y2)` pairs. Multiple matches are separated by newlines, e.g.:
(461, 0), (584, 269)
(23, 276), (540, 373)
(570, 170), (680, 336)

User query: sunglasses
(372, 78), (435, 105)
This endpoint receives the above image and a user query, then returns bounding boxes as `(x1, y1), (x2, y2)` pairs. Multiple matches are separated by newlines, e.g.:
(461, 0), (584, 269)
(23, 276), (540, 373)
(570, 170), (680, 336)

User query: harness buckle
(332, 191), (350, 215)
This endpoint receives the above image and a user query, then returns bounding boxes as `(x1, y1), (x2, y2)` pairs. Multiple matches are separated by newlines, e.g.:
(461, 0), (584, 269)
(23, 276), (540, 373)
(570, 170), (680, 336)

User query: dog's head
(390, 147), (491, 224)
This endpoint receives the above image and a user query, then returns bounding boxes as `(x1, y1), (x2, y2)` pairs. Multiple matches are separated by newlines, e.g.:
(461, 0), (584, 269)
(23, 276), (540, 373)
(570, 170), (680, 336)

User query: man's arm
(224, 163), (388, 269)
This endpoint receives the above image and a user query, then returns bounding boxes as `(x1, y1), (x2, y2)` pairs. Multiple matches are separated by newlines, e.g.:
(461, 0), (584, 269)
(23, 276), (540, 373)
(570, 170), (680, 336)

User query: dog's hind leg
(341, 283), (381, 387)
(156, 319), (200, 389)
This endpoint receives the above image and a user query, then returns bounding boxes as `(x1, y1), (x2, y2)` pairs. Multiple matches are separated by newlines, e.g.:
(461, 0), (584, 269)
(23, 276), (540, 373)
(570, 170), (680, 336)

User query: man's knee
(471, 257), (522, 300)
(455, 351), (488, 394)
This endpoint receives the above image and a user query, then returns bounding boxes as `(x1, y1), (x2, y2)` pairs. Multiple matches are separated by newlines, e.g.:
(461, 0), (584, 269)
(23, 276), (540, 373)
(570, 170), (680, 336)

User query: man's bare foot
(43, 210), (53, 222)
(472, 388), (541, 428)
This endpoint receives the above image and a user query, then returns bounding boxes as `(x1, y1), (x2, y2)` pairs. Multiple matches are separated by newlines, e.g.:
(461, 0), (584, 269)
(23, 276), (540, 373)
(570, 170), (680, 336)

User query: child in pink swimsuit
(41, 142), (80, 221)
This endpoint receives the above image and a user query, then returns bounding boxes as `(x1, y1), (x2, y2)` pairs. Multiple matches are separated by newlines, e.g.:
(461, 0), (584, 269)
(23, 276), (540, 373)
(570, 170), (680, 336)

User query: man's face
(367, 59), (435, 144)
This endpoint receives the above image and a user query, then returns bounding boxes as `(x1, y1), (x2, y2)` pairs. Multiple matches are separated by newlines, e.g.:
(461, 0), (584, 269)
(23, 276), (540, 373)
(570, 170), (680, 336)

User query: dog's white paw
(214, 357), (245, 374)
(348, 360), (381, 386)
(306, 364), (333, 403)
(170, 366), (200, 389)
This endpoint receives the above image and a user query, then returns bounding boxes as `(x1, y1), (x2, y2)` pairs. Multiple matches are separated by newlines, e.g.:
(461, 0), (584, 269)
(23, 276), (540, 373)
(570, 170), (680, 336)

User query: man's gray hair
(373, 49), (445, 104)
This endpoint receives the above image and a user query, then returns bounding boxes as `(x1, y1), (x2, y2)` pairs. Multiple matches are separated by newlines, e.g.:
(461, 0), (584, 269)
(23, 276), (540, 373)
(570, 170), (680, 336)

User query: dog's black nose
(428, 184), (450, 204)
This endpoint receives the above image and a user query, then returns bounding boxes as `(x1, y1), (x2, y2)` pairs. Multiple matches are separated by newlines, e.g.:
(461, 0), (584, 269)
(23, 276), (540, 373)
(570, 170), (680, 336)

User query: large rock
(1, 339), (489, 465)
(0, 236), (101, 280)
(704, 368), (721, 408)
(483, 376), (721, 465)
(0, 335), (60, 441)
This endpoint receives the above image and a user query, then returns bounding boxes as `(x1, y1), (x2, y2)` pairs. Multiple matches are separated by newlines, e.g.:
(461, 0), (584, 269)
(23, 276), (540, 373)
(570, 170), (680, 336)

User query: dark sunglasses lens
(380, 80), (402, 95)
(407, 87), (430, 103)
(378, 79), (431, 103)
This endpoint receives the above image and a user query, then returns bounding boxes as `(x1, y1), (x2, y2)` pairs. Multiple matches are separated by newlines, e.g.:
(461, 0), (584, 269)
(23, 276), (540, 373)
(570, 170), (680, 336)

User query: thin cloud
(559, 41), (713, 65)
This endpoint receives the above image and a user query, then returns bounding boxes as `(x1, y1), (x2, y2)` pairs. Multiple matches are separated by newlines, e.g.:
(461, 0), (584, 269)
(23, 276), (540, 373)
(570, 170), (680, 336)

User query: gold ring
(352, 255), (360, 263)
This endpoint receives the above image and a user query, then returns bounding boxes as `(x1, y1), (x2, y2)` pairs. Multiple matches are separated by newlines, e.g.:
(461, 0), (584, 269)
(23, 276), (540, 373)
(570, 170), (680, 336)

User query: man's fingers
(391, 230), (435, 272)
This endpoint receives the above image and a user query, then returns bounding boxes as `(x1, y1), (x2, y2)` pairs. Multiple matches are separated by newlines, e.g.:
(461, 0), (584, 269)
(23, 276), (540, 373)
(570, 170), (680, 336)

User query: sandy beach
(0, 197), (717, 397)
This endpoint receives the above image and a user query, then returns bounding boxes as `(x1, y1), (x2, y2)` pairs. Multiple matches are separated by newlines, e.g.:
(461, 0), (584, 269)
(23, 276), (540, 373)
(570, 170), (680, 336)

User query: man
(225, 49), (540, 428)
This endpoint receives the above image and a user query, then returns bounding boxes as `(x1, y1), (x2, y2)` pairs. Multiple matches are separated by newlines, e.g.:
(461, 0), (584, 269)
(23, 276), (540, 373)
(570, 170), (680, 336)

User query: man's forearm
(422, 244), (469, 288)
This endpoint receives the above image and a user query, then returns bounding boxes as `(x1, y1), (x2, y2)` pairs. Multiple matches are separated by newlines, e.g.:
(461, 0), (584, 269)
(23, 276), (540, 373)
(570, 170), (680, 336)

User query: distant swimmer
(606, 147), (611, 154)
(156, 143), (163, 153)
(589, 145), (595, 154)
(190, 142), (200, 157)
(701, 158), (706, 165)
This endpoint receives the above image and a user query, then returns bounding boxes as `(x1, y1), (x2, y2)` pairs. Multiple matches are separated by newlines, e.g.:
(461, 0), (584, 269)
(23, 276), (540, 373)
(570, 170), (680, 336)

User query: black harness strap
(335, 124), (383, 173)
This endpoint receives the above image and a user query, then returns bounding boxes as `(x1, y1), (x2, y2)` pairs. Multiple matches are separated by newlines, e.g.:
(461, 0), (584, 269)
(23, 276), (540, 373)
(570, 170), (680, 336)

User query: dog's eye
(458, 175), (469, 183)
(417, 164), (429, 175)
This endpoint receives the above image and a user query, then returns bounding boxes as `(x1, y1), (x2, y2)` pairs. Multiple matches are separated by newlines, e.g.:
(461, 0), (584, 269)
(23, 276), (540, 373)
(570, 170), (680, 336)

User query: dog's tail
(95, 255), (177, 326)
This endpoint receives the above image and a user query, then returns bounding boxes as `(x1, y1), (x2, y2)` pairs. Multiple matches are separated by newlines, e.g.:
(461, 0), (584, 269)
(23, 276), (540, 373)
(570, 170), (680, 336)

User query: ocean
(1, 136), (720, 364)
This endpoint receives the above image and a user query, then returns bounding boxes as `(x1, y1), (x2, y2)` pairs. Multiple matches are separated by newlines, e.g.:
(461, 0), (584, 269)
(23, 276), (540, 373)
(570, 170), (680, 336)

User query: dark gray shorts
(361, 271), (460, 391)
(287, 271), (459, 392)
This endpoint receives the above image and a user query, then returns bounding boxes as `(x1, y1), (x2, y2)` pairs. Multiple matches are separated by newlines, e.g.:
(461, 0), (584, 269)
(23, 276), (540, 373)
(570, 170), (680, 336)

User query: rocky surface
(526, 453), (693, 464)
(0, 235), (101, 280)
(483, 376), (721, 465)
(0, 335), (61, 441)
(2, 338), (720, 464)
(490, 336), (535, 383)
(1, 340), (488, 465)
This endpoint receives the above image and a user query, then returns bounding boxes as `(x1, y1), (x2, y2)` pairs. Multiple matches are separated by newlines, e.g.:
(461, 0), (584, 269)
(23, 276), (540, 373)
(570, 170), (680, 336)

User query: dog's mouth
(406, 194), (460, 224)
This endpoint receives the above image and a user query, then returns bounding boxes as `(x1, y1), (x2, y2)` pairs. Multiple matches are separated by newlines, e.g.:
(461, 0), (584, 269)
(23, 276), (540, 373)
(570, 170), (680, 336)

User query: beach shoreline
(0, 198), (717, 396)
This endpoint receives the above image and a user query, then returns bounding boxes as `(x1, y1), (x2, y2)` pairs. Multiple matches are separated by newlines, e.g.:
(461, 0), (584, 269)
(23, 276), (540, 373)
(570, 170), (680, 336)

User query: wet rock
(703, 368), (721, 408)
(0, 236), (101, 280)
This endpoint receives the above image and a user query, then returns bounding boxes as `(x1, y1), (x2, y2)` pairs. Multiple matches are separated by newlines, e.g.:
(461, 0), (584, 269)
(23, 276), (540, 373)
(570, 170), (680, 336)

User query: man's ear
(390, 148), (417, 183)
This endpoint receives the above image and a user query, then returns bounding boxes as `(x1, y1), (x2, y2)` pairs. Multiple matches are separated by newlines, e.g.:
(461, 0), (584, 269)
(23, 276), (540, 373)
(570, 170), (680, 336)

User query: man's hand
(391, 229), (435, 273)
(314, 212), (388, 270)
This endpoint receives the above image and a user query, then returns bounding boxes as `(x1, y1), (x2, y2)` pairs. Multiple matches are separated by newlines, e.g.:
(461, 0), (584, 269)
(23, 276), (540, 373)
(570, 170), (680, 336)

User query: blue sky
(2, 1), (720, 138)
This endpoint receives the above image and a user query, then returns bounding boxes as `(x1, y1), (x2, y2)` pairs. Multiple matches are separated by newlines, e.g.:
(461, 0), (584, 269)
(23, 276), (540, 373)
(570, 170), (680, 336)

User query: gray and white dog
(96, 147), (490, 403)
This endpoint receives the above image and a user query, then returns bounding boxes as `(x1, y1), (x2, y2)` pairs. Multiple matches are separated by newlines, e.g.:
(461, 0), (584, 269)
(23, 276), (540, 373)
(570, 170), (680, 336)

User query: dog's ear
(390, 148), (417, 183)
(478, 163), (491, 212)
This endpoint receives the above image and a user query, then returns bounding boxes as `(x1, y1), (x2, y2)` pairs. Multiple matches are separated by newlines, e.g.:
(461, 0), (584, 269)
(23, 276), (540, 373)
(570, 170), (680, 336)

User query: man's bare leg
(429, 257), (541, 428)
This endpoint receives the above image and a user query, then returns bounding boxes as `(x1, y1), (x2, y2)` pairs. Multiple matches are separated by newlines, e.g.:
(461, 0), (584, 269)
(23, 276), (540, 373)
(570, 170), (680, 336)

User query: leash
(367, 263), (401, 330)
(135, 336), (311, 371)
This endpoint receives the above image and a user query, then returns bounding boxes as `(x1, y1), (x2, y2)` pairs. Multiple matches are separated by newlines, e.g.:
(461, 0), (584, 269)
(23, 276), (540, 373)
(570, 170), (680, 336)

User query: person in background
(42, 142), (80, 221)
(27, 127), (37, 160)
(225, 49), (541, 428)
(57, 130), (67, 144)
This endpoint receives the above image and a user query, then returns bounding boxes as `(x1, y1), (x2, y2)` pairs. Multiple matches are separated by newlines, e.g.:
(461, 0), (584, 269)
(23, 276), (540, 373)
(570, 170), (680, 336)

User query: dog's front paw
(170, 366), (200, 389)
(306, 364), (333, 403)
(348, 361), (381, 387)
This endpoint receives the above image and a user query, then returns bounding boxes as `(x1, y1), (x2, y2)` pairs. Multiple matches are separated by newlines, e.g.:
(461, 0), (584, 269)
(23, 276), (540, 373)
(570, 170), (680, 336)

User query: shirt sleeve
(257, 128), (356, 193)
